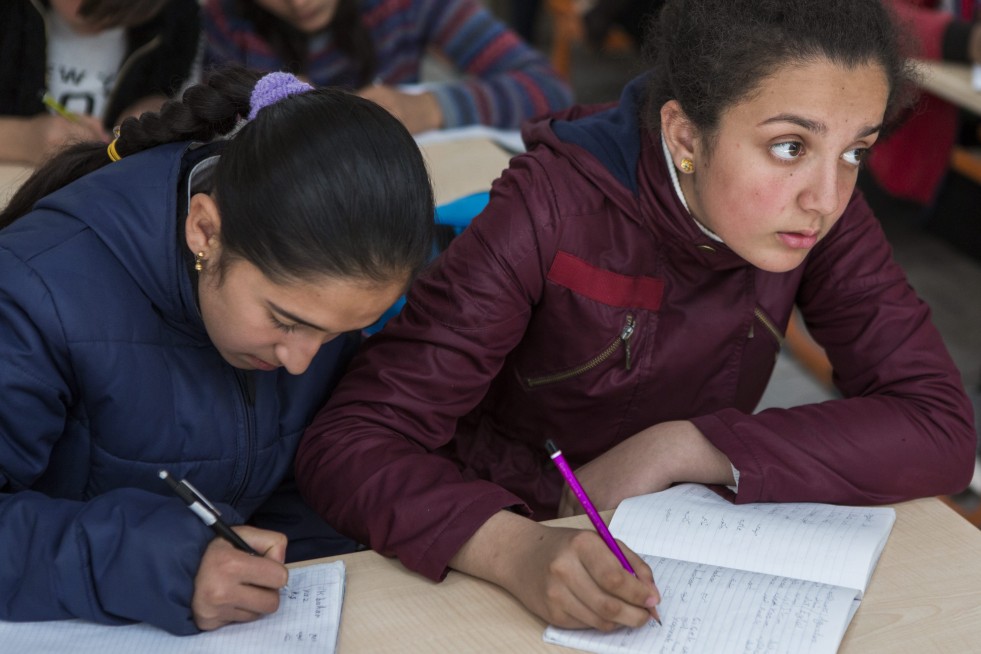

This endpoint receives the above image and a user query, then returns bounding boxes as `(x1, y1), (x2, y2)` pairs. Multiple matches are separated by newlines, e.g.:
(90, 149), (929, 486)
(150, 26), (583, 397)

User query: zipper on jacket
(749, 307), (784, 345)
(230, 370), (256, 505)
(526, 315), (636, 388)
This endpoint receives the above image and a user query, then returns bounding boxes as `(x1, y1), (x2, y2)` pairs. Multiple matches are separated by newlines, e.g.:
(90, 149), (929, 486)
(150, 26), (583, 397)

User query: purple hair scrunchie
(247, 72), (315, 121)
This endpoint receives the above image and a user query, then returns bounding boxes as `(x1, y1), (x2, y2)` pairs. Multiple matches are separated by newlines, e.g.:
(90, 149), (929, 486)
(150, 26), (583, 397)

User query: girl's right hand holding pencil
(191, 525), (289, 631)
(450, 510), (660, 631)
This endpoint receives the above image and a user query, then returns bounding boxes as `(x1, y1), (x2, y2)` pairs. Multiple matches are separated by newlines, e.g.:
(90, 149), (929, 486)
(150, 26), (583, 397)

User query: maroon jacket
(296, 79), (976, 581)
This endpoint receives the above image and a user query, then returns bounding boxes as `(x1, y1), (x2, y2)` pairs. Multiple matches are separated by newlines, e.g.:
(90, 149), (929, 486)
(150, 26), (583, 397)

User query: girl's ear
(660, 100), (699, 168)
(184, 193), (223, 256)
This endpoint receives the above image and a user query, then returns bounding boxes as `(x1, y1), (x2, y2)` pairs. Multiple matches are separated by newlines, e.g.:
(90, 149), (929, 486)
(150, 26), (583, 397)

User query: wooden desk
(915, 60), (981, 187)
(294, 497), (981, 653)
(915, 60), (981, 116)
(0, 163), (31, 211)
(418, 136), (513, 206)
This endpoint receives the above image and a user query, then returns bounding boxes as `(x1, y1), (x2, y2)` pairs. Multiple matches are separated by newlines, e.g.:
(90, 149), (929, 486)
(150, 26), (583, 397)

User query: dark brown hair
(643, 0), (917, 141)
(77, 0), (168, 28)
(235, 0), (378, 86)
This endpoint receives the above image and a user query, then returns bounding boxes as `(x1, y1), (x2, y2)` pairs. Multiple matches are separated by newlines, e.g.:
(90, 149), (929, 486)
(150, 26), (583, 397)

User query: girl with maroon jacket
(296, 0), (976, 633)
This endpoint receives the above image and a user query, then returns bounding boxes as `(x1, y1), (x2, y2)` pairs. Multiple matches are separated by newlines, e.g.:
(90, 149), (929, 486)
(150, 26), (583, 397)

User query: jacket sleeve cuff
(690, 412), (763, 503)
(429, 84), (473, 130)
(77, 492), (220, 634)
(401, 485), (529, 582)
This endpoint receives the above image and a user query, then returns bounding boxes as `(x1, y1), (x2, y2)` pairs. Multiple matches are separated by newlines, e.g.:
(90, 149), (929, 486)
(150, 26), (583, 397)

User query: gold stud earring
(680, 158), (695, 173)
(194, 251), (206, 272)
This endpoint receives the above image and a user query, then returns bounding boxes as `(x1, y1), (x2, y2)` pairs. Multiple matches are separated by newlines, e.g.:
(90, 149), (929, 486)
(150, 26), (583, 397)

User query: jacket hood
(522, 76), (648, 222)
(33, 141), (207, 333)
(522, 76), (751, 271)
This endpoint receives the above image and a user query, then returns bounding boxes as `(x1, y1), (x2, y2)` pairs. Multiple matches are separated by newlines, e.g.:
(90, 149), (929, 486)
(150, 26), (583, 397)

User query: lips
(777, 230), (819, 250)
(248, 355), (278, 371)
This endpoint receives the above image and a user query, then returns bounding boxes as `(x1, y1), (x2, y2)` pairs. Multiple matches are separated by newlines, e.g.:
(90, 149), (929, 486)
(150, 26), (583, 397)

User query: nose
(799, 160), (844, 217)
(275, 333), (332, 375)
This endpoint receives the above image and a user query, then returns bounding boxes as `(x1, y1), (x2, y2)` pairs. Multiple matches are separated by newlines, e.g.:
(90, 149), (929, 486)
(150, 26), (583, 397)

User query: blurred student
(0, 0), (201, 165)
(295, 0), (976, 632)
(0, 67), (434, 634)
(862, 0), (981, 210)
(202, 0), (573, 134)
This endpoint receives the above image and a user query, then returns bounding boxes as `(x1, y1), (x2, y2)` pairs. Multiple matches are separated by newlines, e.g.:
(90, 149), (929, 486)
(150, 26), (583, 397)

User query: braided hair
(1, 66), (435, 285)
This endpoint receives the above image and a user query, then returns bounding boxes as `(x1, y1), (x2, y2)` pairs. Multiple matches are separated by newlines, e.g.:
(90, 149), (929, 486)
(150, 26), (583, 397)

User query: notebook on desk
(544, 484), (895, 654)
(0, 560), (345, 654)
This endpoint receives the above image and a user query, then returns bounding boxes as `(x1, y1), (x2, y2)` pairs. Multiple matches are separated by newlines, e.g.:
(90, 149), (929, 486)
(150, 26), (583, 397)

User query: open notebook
(544, 484), (895, 654)
(0, 560), (345, 654)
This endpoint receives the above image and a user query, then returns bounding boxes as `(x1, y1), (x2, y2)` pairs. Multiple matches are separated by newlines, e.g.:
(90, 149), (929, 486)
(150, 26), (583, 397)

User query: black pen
(158, 469), (260, 556)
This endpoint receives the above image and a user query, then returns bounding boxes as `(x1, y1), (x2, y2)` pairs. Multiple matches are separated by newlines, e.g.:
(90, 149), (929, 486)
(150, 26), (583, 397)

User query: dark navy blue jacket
(0, 142), (355, 634)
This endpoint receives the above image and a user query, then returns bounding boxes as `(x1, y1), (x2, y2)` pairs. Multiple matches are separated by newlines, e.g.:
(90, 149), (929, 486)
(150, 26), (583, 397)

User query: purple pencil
(546, 439), (661, 625)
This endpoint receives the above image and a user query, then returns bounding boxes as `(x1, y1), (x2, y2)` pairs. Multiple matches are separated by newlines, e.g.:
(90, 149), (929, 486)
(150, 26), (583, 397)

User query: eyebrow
(268, 302), (330, 332)
(759, 114), (882, 139)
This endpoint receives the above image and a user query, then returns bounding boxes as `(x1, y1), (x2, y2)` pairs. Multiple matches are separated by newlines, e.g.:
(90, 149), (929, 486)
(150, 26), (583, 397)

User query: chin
(749, 252), (809, 274)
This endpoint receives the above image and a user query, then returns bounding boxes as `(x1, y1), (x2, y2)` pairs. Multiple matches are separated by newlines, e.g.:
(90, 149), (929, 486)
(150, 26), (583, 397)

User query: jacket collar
(524, 76), (752, 272)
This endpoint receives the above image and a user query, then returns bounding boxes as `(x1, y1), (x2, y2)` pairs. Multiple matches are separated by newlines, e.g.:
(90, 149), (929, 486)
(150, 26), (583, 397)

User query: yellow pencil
(42, 93), (79, 122)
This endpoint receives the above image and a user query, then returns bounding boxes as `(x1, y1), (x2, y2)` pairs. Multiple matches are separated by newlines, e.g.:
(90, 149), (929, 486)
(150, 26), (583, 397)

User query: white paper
(545, 555), (858, 654)
(611, 484), (895, 595)
(544, 484), (896, 654)
(0, 560), (345, 654)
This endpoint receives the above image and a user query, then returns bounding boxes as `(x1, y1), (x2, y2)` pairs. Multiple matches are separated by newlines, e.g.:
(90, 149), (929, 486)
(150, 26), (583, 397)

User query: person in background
(202, 0), (573, 134)
(0, 67), (434, 634)
(0, 0), (201, 165)
(860, 0), (981, 211)
(294, 0), (976, 632)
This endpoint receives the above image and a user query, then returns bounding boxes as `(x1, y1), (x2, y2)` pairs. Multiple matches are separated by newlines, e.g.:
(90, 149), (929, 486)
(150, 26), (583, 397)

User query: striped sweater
(203, 0), (573, 129)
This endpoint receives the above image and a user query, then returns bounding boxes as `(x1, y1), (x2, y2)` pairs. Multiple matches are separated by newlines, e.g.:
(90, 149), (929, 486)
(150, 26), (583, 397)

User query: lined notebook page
(544, 554), (858, 654)
(0, 560), (345, 654)
(610, 484), (895, 594)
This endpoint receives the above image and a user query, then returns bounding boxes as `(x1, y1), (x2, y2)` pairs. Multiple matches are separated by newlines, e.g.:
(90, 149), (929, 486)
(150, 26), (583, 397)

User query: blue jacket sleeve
(0, 247), (221, 634)
(0, 488), (220, 634)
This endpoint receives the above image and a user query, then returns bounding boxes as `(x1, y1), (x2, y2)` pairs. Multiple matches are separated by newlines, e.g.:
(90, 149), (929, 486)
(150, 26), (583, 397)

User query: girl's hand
(451, 511), (660, 631)
(191, 525), (289, 631)
(356, 84), (443, 134)
(557, 420), (735, 517)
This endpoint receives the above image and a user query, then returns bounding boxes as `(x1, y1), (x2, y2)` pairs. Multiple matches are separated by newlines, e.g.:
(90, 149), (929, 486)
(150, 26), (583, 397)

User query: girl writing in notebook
(0, 67), (434, 634)
(295, 0), (976, 633)
(201, 0), (573, 134)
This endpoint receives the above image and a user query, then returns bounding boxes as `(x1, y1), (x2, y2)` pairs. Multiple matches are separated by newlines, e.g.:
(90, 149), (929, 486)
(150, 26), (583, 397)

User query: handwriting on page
(0, 561), (345, 654)
(612, 484), (892, 591)
(545, 555), (858, 654)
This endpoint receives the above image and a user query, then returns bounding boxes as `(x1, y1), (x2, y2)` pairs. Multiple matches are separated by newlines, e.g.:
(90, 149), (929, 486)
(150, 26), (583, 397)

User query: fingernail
(644, 595), (660, 608)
